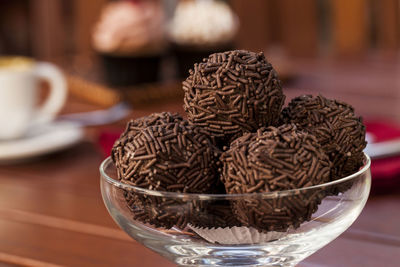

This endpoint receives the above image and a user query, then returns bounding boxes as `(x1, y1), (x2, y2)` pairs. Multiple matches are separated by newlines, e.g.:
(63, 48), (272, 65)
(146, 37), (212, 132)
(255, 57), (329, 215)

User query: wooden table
(0, 57), (399, 266)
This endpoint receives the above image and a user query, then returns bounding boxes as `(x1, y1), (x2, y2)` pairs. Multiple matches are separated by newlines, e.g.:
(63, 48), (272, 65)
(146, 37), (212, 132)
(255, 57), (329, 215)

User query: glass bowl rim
(100, 153), (370, 200)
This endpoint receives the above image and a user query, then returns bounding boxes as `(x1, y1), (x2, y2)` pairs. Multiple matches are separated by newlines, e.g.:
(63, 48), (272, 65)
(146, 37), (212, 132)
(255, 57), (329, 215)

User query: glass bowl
(100, 154), (371, 267)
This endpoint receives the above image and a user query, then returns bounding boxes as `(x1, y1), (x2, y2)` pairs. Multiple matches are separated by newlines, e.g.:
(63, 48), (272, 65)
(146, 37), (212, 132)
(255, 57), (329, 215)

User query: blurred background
(1, 0), (399, 119)
(2, 0), (398, 58)
(0, 1), (399, 266)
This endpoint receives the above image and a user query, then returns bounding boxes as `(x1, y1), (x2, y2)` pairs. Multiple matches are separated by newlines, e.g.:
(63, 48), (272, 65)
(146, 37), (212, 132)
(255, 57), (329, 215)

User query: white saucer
(0, 121), (84, 163)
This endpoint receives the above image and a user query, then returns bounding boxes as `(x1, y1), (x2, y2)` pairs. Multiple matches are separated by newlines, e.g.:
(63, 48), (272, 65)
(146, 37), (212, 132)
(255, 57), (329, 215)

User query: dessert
(221, 124), (331, 231)
(110, 49), (367, 243)
(92, 1), (166, 86)
(281, 95), (366, 179)
(168, 0), (239, 77)
(183, 50), (285, 146)
(113, 121), (220, 193)
(112, 117), (221, 228)
(169, 0), (238, 47)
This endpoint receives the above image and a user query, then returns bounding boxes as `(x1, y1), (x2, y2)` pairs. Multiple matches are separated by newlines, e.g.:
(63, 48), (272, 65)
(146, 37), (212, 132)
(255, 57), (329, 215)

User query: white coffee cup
(0, 57), (67, 140)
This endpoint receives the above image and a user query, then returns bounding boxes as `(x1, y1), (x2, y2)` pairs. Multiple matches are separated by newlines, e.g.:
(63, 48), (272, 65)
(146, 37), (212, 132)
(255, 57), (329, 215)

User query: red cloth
(365, 121), (400, 193)
(98, 120), (400, 193)
(365, 121), (400, 142)
(98, 130), (121, 158)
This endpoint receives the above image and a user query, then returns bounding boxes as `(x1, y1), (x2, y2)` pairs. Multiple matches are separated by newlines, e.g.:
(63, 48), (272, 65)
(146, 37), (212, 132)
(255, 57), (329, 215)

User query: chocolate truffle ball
(281, 95), (366, 179)
(113, 121), (220, 192)
(221, 124), (331, 231)
(112, 120), (221, 228)
(183, 50), (285, 145)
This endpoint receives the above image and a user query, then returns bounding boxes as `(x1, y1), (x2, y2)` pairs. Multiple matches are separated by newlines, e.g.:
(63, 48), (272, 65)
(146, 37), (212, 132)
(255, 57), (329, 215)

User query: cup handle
(32, 62), (67, 125)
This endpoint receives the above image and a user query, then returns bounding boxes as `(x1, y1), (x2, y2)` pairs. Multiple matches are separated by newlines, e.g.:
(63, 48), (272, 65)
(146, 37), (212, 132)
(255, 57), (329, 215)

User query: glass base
(156, 244), (300, 266)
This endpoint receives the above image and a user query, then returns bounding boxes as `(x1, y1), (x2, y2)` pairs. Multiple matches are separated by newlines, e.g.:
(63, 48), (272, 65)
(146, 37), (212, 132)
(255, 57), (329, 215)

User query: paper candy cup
(188, 225), (290, 245)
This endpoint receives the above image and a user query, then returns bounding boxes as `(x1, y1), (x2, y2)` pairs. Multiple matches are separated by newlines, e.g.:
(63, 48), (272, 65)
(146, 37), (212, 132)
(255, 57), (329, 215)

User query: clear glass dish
(100, 153), (371, 267)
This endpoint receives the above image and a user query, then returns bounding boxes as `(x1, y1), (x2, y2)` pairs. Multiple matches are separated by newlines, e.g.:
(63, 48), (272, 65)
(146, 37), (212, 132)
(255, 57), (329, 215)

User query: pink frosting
(92, 1), (165, 54)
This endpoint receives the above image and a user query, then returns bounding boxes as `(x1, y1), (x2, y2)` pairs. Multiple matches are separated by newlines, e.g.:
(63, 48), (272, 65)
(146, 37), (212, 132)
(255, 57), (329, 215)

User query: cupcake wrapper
(100, 54), (162, 87)
(172, 43), (234, 78)
(188, 225), (289, 245)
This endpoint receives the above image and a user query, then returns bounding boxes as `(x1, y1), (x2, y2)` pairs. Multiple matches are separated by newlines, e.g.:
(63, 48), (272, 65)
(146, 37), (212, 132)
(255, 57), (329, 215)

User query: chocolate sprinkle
(183, 50), (285, 146)
(281, 95), (367, 179)
(221, 124), (332, 231)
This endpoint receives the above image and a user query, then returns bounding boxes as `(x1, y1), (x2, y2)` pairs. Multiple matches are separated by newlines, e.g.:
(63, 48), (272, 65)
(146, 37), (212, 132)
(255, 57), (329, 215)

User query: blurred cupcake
(168, 0), (239, 78)
(93, 0), (166, 87)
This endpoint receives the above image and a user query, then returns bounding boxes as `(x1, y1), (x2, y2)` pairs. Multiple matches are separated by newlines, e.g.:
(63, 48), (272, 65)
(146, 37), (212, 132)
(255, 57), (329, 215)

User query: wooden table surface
(0, 58), (399, 267)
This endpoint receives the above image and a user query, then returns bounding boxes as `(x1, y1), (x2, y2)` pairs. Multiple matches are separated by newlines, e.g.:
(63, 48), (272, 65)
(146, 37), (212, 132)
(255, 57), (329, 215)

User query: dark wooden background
(0, 1), (399, 266)
(1, 0), (399, 61)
